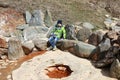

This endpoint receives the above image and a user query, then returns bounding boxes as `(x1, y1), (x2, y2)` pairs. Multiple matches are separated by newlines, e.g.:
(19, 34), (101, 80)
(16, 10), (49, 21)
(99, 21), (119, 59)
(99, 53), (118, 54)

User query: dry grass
(0, 0), (109, 29)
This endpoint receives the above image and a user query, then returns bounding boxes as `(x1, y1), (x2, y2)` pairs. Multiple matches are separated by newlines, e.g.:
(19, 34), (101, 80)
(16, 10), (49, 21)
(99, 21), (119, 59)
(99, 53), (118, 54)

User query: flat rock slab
(12, 50), (117, 80)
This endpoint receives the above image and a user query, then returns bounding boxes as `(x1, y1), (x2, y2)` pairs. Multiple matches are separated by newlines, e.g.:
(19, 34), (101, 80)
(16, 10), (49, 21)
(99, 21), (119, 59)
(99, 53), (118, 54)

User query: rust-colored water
(0, 51), (46, 80)
(46, 64), (73, 78)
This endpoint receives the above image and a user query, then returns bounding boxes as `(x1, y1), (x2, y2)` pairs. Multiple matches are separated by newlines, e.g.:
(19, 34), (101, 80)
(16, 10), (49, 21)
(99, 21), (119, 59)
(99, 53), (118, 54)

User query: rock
(57, 39), (96, 58)
(93, 46), (119, 68)
(104, 18), (113, 29)
(82, 22), (95, 30)
(98, 38), (111, 52)
(0, 48), (8, 55)
(110, 59), (120, 79)
(0, 8), (25, 37)
(10, 30), (24, 42)
(117, 21), (120, 26)
(65, 24), (77, 40)
(8, 37), (25, 60)
(29, 10), (45, 26)
(33, 38), (48, 51)
(16, 24), (29, 30)
(76, 27), (92, 41)
(0, 55), (7, 60)
(12, 50), (117, 80)
(57, 39), (76, 51)
(44, 9), (53, 27)
(0, 2), (9, 8)
(22, 41), (34, 55)
(117, 36), (120, 46)
(46, 21), (57, 38)
(23, 26), (48, 41)
(74, 41), (96, 58)
(0, 38), (7, 48)
(25, 11), (32, 24)
(88, 30), (104, 46)
(107, 31), (118, 40)
(112, 26), (120, 33)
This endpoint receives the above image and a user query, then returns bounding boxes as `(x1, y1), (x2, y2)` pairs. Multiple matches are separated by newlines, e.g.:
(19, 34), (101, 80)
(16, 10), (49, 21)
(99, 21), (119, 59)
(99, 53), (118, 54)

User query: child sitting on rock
(47, 20), (66, 51)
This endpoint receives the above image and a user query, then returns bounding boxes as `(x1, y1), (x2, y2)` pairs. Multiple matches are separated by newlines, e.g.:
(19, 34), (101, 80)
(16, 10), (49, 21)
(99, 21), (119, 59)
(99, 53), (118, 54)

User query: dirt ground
(0, 51), (46, 80)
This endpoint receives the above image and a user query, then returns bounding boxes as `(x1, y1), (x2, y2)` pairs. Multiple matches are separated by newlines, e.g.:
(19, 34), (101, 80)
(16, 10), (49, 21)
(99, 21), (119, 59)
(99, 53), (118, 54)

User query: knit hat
(57, 20), (62, 24)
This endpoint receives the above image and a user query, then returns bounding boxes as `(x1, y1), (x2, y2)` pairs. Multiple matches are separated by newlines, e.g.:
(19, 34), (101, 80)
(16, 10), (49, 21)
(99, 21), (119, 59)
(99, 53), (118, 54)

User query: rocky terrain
(0, 0), (120, 80)
(12, 50), (117, 80)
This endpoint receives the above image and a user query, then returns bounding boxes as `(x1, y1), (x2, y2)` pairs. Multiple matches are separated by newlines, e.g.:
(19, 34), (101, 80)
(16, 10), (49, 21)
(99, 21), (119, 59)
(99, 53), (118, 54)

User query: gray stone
(57, 39), (76, 51)
(22, 41), (34, 55)
(88, 31), (104, 46)
(76, 27), (92, 41)
(98, 38), (111, 52)
(46, 21), (57, 38)
(10, 30), (24, 42)
(44, 9), (53, 27)
(112, 26), (120, 33)
(8, 37), (25, 60)
(74, 41), (96, 58)
(57, 39), (96, 58)
(104, 18), (113, 29)
(110, 59), (120, 79)
(25, 11), (32, 24)
(23, 26), (48, 41)
(16, 24), (29, 30)
(82, 22), (95, 30)
(65, 24), (77, 40)
(93, 46), (119, 68)
(29, 10), (45, 26)
(33, 38), (48, 51)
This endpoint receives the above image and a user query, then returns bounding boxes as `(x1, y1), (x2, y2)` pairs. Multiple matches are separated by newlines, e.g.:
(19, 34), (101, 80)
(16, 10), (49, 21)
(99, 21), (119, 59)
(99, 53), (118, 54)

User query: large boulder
(16, 24), (29, 31)
(65, 24), (77, 40)
(23, 26), (48, 41)
(110, 59), (120, 79)
(10, 30), (24, 42)
(88, 30), (104, 46)
(82, 22), (95, 30)
(76, 27), (92, 41)
(107, 31), (118, 40)
(8, 37), (25, 60)
(44, 9), (53, 27)
(57, 39), (96, 58)
(111, 26), (120, 33)
(98, 38), (111, 52)
(93, 46), (119, 68)
(33, 38), (48, 51)
(25, 11), (32, 24)
(0, 8), (25, 37)
(46, 21), (58, 38)
(104, 18), (114, 29)
(29, 10), (45, 26)
(73, 41), (96, 58)
(12, 50), (117, 80)
(22, 41), (34, 55)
